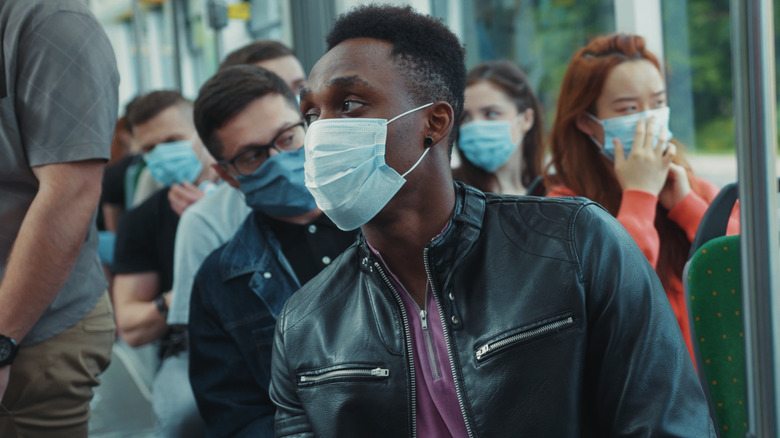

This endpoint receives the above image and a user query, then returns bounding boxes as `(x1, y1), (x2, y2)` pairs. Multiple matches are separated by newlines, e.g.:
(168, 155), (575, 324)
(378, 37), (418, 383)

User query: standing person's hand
(613, 118), (675, 196)
(659, 162), (692, 210)
(168, 181), (204, 216)
(0, 366), (10, 402)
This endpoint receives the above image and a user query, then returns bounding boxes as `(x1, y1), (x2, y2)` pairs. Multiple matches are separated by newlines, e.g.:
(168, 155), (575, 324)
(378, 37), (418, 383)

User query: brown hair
(125, 90), (191, 134)
(108, 116), (132, 165)
(544, 33), (702, 290)
(457, 61), (544, 191)
(219, 40), (294, 71)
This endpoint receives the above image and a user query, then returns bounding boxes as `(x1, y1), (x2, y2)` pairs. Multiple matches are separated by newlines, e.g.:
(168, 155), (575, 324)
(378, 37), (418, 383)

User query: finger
(663, 142), (677, 165)
(181, 180), (196, 189)
(655, 126), (669, 156)
(633, 118), (647, 152)
(643, 116), (657, 151)
(613, 138), (626, 164)
(668, 162), (686, 178)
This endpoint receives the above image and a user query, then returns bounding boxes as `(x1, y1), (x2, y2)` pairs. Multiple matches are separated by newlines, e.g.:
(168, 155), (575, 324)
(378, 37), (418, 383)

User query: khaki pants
(0, 292), (115, 437)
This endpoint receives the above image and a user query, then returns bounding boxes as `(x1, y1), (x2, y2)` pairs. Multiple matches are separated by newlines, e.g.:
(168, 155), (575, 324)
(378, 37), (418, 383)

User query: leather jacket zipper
(299, 366), (389, 384)
(371, 258), (418, 438)
(424, 248), (475, 438)
(419, 309), (441, 379)
(475, 316), (575, 362)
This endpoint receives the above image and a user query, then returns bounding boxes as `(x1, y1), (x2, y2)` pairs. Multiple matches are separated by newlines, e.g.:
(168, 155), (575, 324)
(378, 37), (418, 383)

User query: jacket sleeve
(269, 310), (314, 437)
(573, 204), (716, 437)
(188, 273), (275, 438)
(668, 176), (741, 240)
(615, 189), (661, 267)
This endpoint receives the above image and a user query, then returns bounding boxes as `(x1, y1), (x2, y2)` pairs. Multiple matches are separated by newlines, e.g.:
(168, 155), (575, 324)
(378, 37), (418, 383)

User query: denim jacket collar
(218, 211), (298, 286)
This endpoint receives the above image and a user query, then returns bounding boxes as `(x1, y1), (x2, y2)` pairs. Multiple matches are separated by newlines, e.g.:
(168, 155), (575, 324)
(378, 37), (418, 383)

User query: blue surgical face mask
(237, 147), (317, 216)
(587, 106), (672, 160)
(458, 119), (520, 173)
(303, 102), (434, 231)
(143, 140), (203, 186)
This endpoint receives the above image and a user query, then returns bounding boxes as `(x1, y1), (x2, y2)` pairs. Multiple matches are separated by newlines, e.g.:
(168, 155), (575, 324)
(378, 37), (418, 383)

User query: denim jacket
(188, 212), (302, 438)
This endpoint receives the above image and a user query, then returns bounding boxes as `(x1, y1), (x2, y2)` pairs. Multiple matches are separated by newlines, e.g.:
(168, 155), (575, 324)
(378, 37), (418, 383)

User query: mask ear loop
(385, 102), (434, 125)
(583, 112), (610, 156)
(401, 147), (431, 178)
(387, 102), (435, 177)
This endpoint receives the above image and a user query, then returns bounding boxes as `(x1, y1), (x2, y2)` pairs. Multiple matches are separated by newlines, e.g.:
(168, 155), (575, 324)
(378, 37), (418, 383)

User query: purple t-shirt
(369, 245), (469, 437)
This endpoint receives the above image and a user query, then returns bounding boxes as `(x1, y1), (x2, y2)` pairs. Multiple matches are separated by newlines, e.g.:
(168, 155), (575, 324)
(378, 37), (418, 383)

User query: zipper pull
(420, 309), (428, 330)
(371, 367), (390, 377)
(476, 344), (490, 360)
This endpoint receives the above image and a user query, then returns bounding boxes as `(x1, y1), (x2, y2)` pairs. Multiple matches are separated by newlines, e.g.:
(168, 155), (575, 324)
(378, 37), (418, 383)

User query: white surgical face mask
(303, 102), (434, 231)
(587, 106), (672, 160)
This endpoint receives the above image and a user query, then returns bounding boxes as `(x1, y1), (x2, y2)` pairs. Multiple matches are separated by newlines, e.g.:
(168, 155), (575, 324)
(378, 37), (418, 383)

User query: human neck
(493, 165), (525, 195)
(363, 180), (455, 306)
(492, 149), (525, 195)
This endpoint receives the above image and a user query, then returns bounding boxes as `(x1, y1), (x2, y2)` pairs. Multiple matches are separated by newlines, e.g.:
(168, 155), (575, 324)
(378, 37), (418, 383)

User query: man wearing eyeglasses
(187, 65), (358, 438)
(158, 41), (306, 437)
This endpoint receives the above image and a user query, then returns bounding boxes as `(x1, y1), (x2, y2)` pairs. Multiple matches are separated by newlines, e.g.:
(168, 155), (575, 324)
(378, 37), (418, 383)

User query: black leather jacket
(270, 183), (715, 437)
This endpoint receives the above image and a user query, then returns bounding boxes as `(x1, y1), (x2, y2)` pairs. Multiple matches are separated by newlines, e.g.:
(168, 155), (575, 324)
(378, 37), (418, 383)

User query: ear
(212, 163), (240, 189)
(517, 108), (535, 135)
(424, 101), (455, 147)
(575, 112), (598, 137)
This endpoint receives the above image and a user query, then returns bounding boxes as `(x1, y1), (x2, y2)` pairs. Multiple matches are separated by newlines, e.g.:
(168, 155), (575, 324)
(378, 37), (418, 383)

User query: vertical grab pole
(131, 0), (148, 93)
(730, 0), (780, 437)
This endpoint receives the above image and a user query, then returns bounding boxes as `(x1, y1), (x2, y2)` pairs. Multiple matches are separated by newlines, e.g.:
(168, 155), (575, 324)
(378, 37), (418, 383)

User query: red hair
(545, 33), (702, 290)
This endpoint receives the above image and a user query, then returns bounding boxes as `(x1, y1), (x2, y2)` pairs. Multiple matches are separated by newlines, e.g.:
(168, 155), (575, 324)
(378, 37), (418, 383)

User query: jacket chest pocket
(297, 363), (390, 387)
(474, 314), (575, 364)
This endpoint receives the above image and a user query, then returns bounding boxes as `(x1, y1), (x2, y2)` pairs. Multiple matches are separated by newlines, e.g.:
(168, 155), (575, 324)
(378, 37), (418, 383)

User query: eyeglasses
(219, 122), (305, 176)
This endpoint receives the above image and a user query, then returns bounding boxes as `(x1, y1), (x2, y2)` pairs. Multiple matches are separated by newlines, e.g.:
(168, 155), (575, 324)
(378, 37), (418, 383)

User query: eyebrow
(141, 135), (183, 151)
(302, 75), (377, 99)
(300, 88), (311, 102)
(611, 90), (666, 104)
(327, 75), (374, 90)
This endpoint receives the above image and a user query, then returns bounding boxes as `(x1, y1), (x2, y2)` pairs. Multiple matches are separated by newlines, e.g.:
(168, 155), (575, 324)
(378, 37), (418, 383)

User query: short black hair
(219, 40), (294, 71)
(125, 90), (190, 134)
(194, 65), (298, 159)
(326, 4), (466, 147)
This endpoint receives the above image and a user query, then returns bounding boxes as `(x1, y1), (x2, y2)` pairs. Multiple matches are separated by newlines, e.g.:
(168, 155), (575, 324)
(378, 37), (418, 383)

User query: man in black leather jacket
(269, 5), (715, 437)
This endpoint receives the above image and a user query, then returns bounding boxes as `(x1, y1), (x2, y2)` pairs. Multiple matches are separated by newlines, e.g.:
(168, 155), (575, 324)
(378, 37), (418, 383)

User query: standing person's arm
(0, 5), (118, 399)
(0, 160), (106, 398)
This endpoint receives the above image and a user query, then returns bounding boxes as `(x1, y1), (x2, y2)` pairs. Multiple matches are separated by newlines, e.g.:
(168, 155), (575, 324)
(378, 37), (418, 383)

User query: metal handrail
(729, 0), (780, 436)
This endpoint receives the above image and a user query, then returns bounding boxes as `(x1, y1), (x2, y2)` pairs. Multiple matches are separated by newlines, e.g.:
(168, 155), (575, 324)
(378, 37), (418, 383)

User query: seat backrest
(689, 182), (738, 259)
(525, 174), (546, 197)
(685, 234), (747, 438)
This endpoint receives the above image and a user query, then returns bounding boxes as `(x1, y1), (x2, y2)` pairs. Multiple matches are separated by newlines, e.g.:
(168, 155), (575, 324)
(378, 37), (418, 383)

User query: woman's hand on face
(659, 160), (692, 210)
(613, 118), (674, 196)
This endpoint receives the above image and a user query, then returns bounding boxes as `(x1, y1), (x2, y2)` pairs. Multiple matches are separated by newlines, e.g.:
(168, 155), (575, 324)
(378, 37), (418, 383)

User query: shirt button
(322, 256), (332, 265)
(263, 272), (272, 279)
(308, 225), (317, 234)
(451, 315), (459, 324)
